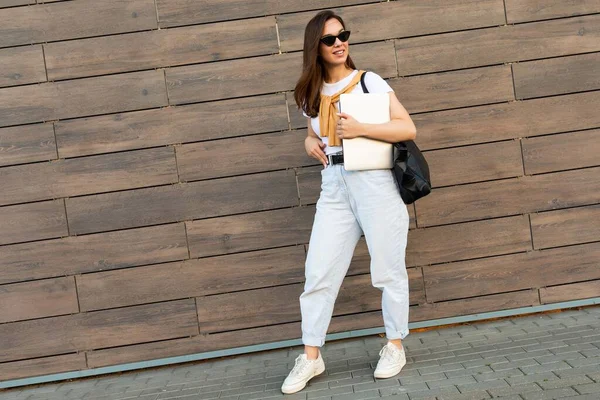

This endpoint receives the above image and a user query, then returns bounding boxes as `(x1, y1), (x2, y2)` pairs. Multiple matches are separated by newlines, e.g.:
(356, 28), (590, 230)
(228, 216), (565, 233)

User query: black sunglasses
(320, 30), (351, 46)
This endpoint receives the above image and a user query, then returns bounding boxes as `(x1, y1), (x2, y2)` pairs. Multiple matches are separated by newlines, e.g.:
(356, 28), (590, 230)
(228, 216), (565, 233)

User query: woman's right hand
(305, 136), (328, 167)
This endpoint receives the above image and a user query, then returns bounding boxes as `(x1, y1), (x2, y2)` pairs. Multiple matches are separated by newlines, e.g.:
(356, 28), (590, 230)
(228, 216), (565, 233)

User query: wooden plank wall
(1, 0), (599, 382)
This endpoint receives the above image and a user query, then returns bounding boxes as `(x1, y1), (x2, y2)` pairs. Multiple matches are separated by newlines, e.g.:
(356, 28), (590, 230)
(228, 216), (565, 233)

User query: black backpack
(360, 71), (432, 204)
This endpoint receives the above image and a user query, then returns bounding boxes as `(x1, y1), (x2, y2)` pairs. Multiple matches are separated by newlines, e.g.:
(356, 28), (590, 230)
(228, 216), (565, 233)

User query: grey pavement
(1, 305), (599, 400)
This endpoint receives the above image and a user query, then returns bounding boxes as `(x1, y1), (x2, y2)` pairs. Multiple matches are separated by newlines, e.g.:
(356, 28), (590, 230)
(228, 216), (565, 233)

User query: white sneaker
(374, 342), (406, 379)
(281, 352), (325, 394)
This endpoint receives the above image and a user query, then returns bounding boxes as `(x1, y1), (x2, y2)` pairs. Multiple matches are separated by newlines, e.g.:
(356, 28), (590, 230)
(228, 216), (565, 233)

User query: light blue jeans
(300, 163), (411, 347)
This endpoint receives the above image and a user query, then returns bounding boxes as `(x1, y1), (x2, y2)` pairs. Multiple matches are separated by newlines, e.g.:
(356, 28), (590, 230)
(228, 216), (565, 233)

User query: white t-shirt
(303, 69), (394, 155)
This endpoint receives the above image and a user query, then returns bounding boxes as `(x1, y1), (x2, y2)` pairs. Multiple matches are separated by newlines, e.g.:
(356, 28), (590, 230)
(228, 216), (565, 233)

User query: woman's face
(318, 18), (349, 67)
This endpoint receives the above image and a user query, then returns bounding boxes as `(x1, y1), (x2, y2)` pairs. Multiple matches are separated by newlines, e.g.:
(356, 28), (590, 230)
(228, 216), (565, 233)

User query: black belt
(327, 154), (344, 165)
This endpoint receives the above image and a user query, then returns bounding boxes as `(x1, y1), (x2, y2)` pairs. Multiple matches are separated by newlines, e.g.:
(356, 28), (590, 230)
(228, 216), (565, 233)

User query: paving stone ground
(1, 305), (599, 400)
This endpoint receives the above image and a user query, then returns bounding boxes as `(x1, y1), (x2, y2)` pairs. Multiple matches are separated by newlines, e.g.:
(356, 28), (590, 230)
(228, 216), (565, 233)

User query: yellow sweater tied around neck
(318, 70), (365, 147)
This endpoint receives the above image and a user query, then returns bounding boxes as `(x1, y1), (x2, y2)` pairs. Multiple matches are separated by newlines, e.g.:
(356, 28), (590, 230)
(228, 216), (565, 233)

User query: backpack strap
(360, 70), (369, 93)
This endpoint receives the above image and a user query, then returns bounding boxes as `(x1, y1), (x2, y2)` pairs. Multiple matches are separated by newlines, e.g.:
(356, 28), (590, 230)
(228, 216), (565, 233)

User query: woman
(281, 10), (418, 395)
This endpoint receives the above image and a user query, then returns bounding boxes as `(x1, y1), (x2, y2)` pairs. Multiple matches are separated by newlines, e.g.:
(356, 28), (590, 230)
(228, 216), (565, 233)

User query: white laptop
(339, 93), (394, 171)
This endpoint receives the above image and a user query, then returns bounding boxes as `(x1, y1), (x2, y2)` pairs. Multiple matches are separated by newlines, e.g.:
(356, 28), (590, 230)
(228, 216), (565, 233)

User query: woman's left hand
(336, 112), (365, 140)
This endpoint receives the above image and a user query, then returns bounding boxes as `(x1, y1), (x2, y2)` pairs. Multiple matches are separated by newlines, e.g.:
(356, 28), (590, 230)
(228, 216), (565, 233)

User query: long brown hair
(293, 10), (356, 118)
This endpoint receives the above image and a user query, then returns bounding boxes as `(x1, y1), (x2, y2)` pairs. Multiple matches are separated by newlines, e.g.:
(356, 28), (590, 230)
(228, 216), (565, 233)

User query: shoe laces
(379, 343), (402, 362)
(290, 355), (311, 377)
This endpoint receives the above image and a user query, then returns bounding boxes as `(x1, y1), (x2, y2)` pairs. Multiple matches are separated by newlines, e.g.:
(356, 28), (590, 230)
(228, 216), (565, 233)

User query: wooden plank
(514, 52), (600, 99)
(409, 204), (418, 230)
(187, 206), (314, 258)
(353, 41), (398, 79)
(66, 169), (298, 235)
(388, 65), (513, 113)
(166, 40), (395, 108)
(88, 289), (537, 368)
(178, 130), (312, 182)
(0, 277), (78, 323)
(540, 280), (600, 304)
(294, 62), (517, 128)
(395, 14), (600, 76)
(425, 140), (523, 188)
(407, 267), (425, 305)
(297, 165), (329, 206)
(411, 290), (539, 322)
(77, 246), (306, 311)
(0, 0), (157, 48)
(0, 299), (198, 363)
(45, 17), (278, 80)
(86, 309), (389, 368)
(523, 129), (600, 175)
(424, 241), (600, 303)
(304, 215), (517, 281)
(407, 215), (531, 267)
(156, 0), (379, 27)
(0, 45), (45, 88)
(326, 309), (390, 334)
(166, 52), (301, 104)
(0, 200), (67, 246)
(416, 167), (600, 227)
(200, 276), (379, 333)
(55, 94), (288, 158)
(197, 283), (303, 333)
(0, 123), (56, 167)
(0, 147), (178, 207)
(288, 92), (307, 130)
(0, 353), (86, 382)
(505, 0), (600, 23)
(0, 70), (168, 128)
(197, 271), (423, 333)
(87, 324), (301, 368)
(0, 0), (33, 7)
(0, 223), (187, 285)
(414, 91), (600, 151)
(277, 0), (505, 52)
(531, 204), (600, 249)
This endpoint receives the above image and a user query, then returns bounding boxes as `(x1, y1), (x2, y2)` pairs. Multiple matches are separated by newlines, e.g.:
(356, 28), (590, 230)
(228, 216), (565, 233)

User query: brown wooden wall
(1, 0), (600, 383)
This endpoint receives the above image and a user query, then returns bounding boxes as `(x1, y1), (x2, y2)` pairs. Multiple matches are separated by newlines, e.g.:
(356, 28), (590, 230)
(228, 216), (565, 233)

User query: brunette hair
(293, 10), (356, 118)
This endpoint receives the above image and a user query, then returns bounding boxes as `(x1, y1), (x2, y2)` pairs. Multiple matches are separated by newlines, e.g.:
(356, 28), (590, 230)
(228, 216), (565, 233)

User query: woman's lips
(333, 49), (345, 56)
